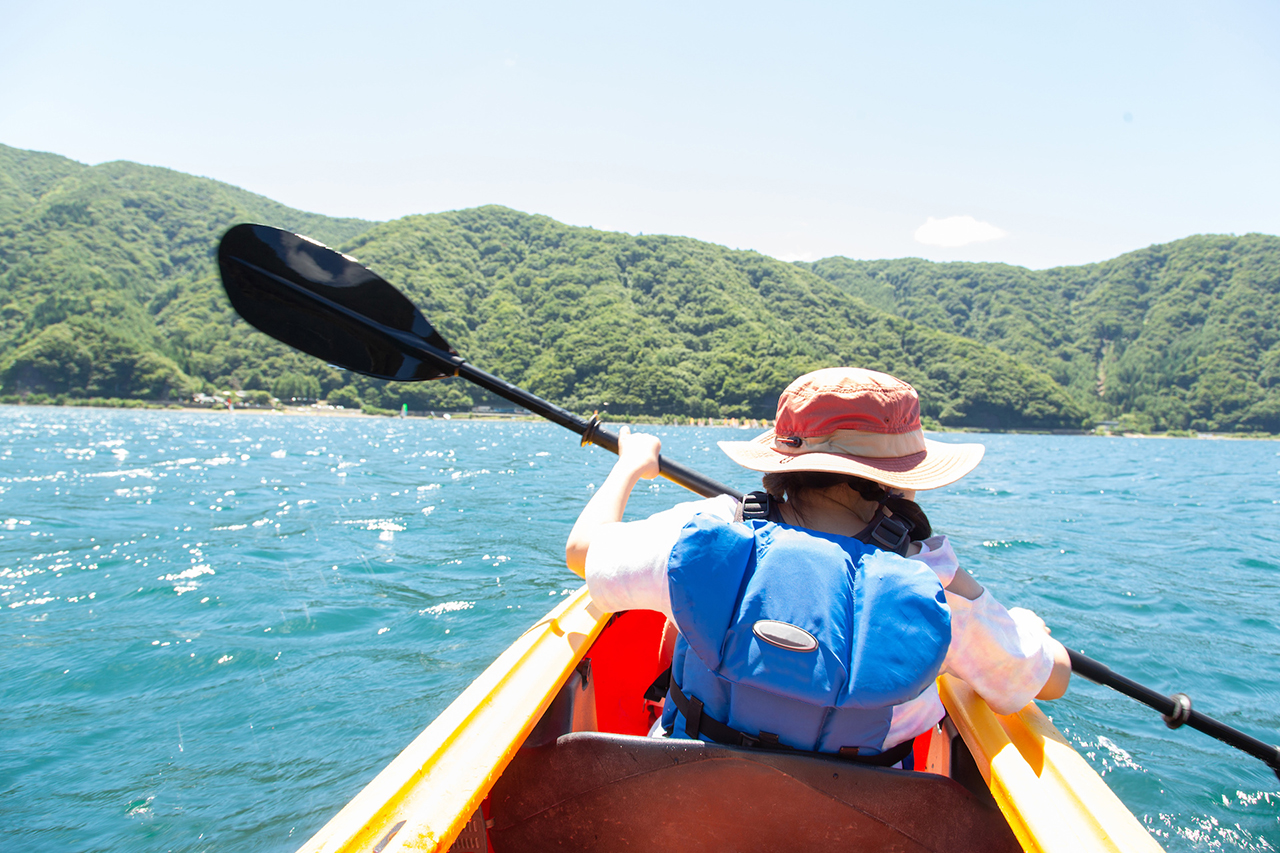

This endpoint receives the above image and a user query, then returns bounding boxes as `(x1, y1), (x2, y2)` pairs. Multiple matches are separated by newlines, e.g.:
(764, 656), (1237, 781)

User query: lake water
(2, 406), (1278, 851)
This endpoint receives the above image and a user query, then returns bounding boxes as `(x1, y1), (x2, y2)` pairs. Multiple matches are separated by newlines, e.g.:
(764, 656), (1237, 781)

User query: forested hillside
(0, 144), (371, 402)
(325, 209), (1081, 427)
(1, 143), (1274, 432)
(0, 145), (1084, 428)
(803, 235), (1280, 433)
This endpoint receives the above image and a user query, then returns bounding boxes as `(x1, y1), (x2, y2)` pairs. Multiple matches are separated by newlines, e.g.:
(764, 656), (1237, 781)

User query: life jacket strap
(667, 673), (914, 767)
(737, 490), (914, 556)
(736, 491), (782, 522)
(853, 504), (914, 556)
(644, 665), (672, 702)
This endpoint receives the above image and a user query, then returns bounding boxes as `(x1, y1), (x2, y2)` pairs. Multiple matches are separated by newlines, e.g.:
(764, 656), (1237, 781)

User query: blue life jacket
(659, 516), (951, 755)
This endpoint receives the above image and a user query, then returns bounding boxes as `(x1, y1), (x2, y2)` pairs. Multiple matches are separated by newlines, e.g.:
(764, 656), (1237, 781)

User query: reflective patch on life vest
(752, 619), (819, 653)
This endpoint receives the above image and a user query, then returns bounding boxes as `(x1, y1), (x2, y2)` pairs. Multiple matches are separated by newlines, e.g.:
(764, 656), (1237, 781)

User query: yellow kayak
(295, 587), (1164, 853)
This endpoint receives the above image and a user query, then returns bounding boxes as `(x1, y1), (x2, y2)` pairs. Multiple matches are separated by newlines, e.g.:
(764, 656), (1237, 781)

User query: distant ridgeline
(0, 143), (1275, 432)
(801, 238), (1280, 434)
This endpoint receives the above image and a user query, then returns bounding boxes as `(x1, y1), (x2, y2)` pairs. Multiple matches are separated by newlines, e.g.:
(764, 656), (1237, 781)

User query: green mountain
(0, 144), (371, 401)
(802, 235), (1280, 433)
(4, 142), (1272, 433)
(330, 209), (1081, 427)
(0, 144), (1082, 428)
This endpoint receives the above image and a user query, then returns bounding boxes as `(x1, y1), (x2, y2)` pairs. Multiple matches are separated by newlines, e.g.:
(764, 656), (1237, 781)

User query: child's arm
(946, 565), (1072, 700)
(565, 426), (662, 578)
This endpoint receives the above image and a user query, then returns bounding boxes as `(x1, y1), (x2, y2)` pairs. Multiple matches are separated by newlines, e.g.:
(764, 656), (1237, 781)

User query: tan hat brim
(718, 430), (985, 491)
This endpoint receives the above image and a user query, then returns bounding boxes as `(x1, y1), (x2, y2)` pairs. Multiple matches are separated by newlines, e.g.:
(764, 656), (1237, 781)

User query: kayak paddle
(216, 223), (741, 501)
(216, 223), (1279, 780)
(1068, 650), (1280, 780)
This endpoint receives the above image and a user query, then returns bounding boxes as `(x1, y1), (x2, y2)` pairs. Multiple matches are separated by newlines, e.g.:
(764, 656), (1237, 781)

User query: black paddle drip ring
(580, 413), (603, 448)
(1162, 692), (1193, 729)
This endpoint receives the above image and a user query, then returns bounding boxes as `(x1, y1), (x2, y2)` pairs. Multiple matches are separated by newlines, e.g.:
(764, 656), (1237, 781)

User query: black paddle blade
(218, 224), (458, 381)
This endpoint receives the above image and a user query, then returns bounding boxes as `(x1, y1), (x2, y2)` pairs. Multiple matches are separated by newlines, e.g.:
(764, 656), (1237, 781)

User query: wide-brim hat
(718, 367), (984, 491)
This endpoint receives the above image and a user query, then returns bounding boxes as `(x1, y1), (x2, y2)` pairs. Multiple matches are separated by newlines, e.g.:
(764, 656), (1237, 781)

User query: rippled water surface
(2, 407), (1278, 851)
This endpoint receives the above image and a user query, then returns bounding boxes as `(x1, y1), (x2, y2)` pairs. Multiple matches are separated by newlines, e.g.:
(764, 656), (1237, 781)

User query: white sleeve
(585, 494), (738, 619)
(941, 590), (1055, 715)
(885, 685), (946, 749)
(883, 535), (988, 748)
(908, 534), (959, 586)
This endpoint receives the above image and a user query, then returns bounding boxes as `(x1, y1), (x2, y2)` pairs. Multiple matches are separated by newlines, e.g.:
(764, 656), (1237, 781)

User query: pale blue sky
(2, 0), (1277, 268)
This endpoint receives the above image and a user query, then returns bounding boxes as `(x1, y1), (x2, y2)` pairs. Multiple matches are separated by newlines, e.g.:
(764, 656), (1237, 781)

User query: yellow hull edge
(939, 673), (1164, 853)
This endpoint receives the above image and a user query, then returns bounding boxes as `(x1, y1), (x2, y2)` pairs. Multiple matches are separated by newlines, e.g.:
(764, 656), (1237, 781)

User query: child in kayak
(565, 367), (1070, 763)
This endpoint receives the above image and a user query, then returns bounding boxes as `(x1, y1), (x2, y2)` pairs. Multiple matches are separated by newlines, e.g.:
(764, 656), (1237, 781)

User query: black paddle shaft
(1068, 650), (1280, 780)
(448, 359), (742, 500)
(217, 224), (741, 501)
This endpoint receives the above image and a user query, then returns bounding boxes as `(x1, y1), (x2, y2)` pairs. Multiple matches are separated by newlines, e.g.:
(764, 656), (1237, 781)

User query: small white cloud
(914, 216), (1008, 248)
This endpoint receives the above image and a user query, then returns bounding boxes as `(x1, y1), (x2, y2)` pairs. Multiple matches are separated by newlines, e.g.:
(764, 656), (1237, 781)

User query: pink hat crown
(717, 366), (985, 491)
(774, 368), (921, 438)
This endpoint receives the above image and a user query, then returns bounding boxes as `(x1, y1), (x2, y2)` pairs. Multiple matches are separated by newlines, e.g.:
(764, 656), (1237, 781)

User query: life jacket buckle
(869, 514), (912, 554)
(737, 731), (785, 750)
(756, 731), (784, 750)
(739, 490), (776, 522)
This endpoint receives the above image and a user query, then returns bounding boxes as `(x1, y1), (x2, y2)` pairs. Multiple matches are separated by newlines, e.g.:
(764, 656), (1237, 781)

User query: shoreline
(0, 400), (1275, 440)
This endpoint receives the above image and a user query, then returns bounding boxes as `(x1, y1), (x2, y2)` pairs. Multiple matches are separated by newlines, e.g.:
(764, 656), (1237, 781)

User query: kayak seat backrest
(487, 732), (1021, 853)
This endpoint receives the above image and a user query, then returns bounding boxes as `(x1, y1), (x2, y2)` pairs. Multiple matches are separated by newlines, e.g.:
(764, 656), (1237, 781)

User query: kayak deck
(294, 586), (1163, 853)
